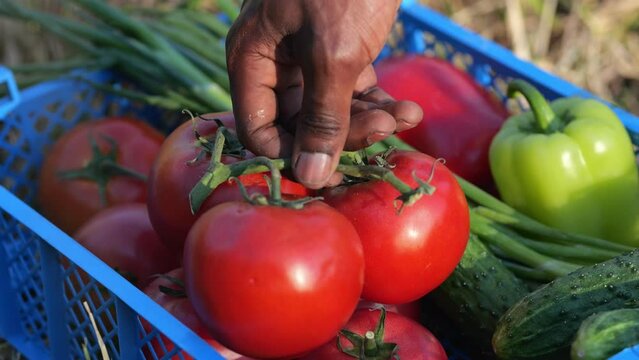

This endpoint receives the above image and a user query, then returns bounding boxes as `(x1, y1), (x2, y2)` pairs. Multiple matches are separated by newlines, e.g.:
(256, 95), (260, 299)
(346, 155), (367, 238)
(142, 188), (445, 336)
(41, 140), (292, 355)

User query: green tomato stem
(336, 164), (413, 194)
(210, 127), (226, 164)
(189, 157), (292, 214)
(363, 331), (378, 356)
(507, 79), (557, 133)
(249, 156), (282, 204)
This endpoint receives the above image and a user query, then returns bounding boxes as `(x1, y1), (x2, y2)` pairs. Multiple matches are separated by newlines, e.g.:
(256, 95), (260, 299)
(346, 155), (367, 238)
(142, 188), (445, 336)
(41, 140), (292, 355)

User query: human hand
(226, 0), (423, 189)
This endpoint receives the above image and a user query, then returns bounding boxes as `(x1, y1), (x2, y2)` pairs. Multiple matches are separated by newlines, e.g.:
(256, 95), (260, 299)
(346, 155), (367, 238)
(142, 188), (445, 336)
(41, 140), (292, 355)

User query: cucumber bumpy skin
(571, 308), (639, 360)
(429, 234), (529, 357)
(493, 249), (639, 360)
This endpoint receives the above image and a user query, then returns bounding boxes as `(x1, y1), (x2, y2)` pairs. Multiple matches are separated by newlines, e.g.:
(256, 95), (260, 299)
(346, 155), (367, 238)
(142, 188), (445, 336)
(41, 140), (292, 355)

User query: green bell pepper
(489, 80), (639, 246)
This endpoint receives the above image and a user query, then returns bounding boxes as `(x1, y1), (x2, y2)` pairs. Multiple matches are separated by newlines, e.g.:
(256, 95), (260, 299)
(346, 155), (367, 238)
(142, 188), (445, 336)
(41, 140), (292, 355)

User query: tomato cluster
(39, 112), (470, 359)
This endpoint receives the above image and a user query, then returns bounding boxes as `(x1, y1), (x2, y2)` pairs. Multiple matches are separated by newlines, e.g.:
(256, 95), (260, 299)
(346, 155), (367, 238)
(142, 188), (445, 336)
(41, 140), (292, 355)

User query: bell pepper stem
(507, 79), (557, 133)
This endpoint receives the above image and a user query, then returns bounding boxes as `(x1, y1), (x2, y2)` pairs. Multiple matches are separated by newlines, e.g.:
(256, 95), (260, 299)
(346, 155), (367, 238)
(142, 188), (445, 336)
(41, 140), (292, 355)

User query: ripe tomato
(375, 55), (509, 189)
(73, 203), (178, 288)
(301, 308), (448, 360)
(323, 150), (470, 304)
(147, 112), (309, 253)
(182, 201), (365, 359)
(142, 268), (251, 360)
(38, 116), (164, 233)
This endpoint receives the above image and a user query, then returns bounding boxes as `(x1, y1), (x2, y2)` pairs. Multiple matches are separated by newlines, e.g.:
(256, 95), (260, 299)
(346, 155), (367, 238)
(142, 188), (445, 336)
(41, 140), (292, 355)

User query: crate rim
(0, 186), (226, 360)
(0, 66), (21, 118)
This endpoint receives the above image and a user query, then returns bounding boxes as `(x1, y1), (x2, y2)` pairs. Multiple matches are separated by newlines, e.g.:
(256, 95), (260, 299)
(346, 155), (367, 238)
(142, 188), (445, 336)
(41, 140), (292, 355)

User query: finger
(378, 100), (424, 132)
(353, 65), (379, 95)
(293, 46), (361, 189)
(325, 172), (344, 188)
(354, 66), (423, 132)
(227, 48), (293, 158)
(344, 102), (397, 150)
(276, 82), (303, 134)
(359, 87), (423, 132)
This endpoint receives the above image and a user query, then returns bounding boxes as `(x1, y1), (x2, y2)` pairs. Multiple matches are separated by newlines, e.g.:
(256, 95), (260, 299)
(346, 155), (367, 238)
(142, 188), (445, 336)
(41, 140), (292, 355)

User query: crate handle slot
(0, 66), (21, 118)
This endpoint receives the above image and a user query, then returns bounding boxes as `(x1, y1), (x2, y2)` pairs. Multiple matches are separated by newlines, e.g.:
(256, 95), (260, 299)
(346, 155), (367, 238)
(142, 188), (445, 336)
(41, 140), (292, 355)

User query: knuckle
(305, 31), (365, 75)
(315, 46), (361, 75)
(298, 113), (344, 140)
(237, 123), (277, 157)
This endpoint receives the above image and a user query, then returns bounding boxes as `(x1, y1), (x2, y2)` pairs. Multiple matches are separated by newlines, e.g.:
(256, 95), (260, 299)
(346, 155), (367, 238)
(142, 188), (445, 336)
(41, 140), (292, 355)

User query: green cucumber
(493, 249), (639, 360)
(571, 308), (639, 360)
(428, 234), (529, 357)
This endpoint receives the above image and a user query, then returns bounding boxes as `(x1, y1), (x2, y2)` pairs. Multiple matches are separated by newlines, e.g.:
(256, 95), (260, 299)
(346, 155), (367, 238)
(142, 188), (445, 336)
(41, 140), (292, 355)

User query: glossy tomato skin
(301, 308), (448, 360)
(142, 268), (251, 360)
(375, 55), (509, 189)
(38, 117), (164, 233)
(323, 150), (470, 304)
(73, 203), (178, 288)
(147, 112), (309, 253)
(183, 201), (365, 359)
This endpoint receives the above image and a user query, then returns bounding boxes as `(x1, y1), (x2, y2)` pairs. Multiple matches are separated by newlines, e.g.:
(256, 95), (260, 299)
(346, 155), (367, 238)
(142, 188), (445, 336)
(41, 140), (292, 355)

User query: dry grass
(1, 0), (637, 113)
(426, 0), (639, 114)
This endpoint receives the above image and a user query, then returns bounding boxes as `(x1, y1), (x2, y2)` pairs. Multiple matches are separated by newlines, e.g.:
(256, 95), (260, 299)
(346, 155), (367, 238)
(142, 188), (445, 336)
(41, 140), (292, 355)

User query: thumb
(293, 61), (358, 190)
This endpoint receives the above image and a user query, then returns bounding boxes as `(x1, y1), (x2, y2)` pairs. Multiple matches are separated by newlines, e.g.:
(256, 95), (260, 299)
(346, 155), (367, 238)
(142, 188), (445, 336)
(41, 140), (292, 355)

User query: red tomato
(182, 201), (365, 359)
(323, 150), (470, 304)
(142, 269), (251, 360)
(375, 55), (509, 189)
(147, 112), (309, 253)
(73, 203), (178, 288)
(301, 308), (448, 360)
(38, 116), (164, 233)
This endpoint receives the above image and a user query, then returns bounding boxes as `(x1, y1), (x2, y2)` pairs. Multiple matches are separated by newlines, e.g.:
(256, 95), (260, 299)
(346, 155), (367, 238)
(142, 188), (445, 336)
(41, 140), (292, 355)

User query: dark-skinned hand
(226, 0), (423, 189)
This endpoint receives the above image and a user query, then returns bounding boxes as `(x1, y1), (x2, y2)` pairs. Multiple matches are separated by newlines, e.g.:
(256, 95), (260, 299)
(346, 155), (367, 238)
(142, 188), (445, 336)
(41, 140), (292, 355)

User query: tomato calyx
(336, 149), (441, 212)
(57, 133), (147, 205)
(184, 110), (247, 166)
(188, 123), (296, 213)
(232, 156), (323, 209)
(336, 158), (437, 213)
(188, 126), (442, 213)
(152, 274), (187, 298)
(337, 308), (399, 360)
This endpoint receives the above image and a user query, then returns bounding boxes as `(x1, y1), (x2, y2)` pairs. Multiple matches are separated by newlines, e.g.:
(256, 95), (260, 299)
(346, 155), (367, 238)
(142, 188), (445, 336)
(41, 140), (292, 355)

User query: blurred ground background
(0, 0), (638, 114)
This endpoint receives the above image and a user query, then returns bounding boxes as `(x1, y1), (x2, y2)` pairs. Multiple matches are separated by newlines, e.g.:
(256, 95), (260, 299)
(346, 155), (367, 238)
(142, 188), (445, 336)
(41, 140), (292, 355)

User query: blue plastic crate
(1, 2), (639, 359)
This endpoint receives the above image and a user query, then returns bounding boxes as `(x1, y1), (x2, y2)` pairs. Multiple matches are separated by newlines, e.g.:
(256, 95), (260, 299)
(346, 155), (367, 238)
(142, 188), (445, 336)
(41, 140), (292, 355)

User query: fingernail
(367, 131), (392, 145)
(399, 119), (417, 130)
(295, 152), (332, 188)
